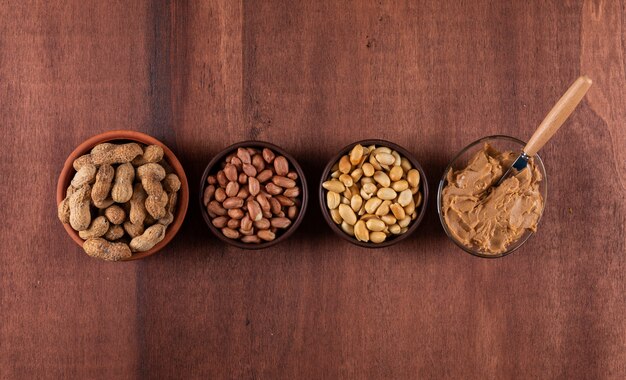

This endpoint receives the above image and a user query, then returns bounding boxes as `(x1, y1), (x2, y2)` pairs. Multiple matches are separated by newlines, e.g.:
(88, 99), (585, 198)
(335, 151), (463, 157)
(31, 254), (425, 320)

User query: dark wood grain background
(1, 1), (624, 379)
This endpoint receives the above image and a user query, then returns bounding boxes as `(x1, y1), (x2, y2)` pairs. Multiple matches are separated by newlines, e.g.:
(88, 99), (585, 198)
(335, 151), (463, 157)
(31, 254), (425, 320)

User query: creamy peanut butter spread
(441, 143), (544, 254)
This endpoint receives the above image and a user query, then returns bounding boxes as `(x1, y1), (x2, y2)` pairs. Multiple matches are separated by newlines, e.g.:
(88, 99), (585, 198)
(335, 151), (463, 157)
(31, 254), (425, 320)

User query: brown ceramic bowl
(319, 139), (429, 248)
(56, 130), (189, 261)
(199, 141), (308, 249)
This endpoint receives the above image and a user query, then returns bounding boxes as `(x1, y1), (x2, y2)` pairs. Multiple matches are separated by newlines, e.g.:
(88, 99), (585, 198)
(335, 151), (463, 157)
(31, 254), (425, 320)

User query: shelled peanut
(58, 142), (181, 261)
(203, 147), (301, 244)
(322, 144), (422, 243)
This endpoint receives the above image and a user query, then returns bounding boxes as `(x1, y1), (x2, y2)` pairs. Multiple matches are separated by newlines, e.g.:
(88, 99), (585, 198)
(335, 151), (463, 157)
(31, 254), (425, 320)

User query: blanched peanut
(389, 224), (402, 234)
(375, 153), (395, 166)
(377, 188), (397, 200)
(322, 180), (345, 193)
(373, 171), (391, 187)
(370, 231), (386, 243)
(349, 144), (364, 165)
(330, 208), (342, 224)
(365, 218), (385, 232)
(392, 180), (409, 192)
(375, 200), (391, 216)
(397, 189), (413, 207)
(350, 194), (363, 212)
(407, 169), (420, 188)
(327, 191), (340, 209)
(390, 203), (406, 220)
(380, 214), (397, 225)
(389, 166), (403, 182)
(341, 221), (354, 236)
(362, 163), (375, 177)
(354, 220), (369, 242)
(364, 197), (382, 214)
(338, 204), (357, 225)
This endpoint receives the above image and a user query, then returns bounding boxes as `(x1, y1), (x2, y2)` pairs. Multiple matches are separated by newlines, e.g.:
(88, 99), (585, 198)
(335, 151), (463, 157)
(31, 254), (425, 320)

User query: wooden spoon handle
(524, 75), (592, 156)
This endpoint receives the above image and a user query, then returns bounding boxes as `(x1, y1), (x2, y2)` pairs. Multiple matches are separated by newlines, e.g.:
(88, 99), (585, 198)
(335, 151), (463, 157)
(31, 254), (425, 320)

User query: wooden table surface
(1, 1), (625, 379)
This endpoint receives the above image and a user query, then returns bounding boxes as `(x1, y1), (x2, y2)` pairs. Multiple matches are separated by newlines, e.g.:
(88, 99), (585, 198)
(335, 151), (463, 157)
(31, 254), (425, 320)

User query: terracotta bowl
(319, 139), (429, 248)
(56, 130), (189, 261)
(199, 141), (308, 249)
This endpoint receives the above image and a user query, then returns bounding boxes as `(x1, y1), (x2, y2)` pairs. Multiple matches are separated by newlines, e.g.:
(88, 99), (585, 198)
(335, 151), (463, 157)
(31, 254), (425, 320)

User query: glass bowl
(436, 135), (547, 258)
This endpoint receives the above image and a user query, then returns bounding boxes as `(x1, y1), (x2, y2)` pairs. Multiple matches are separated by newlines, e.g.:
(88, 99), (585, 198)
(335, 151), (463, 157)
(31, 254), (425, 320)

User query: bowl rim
(199, 140), (309, 250)
(318, 139), (429, 248)
(436, 134), (547, 259)
(56, 130), (190, 261)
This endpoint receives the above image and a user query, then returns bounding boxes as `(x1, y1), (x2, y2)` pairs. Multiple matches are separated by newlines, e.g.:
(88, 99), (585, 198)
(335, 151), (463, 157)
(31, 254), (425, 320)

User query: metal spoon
(496, 75), (593, 186)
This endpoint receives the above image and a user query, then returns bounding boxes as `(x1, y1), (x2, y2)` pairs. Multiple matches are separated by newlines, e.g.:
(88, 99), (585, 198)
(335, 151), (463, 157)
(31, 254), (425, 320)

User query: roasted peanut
(145, 190), (168, 220)
(91, 164), (114, 203)
(129, 224), (166, 252)
(128, 183), (147, 224)
(83, 238), (131, 261)
(71, 164), (96, 188)
(57, 197), (71, 224)
(91, 143), (143, 165)
(79, 216), (110, 239)
(137, 163), (166, 195)
(73, 154), (93, 171)
(69, 184), (92, 231)
(123, 220), (144, 238)
(109, 163), (135, 203)
(132, 145), (164, 166)
(104, 224), (125, 241)
(93, 197), (115, 209)
(104, 205), (126, 225)
(162, 173), (181, 193)
(137, 163), (167, 219)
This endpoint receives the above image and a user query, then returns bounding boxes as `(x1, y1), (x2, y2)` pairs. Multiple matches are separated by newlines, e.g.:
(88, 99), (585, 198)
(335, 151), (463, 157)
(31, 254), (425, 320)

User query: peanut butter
(441, 143), (544, 254)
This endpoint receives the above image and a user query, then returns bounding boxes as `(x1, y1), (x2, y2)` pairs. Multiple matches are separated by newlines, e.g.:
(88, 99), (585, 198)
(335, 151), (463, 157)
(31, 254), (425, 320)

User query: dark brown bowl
(319, 139), (429, 248)
(56, 130), (189, 261)
(199, 141), (308, 249)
